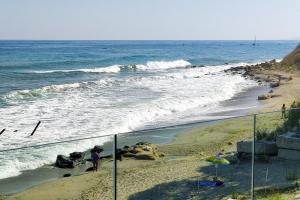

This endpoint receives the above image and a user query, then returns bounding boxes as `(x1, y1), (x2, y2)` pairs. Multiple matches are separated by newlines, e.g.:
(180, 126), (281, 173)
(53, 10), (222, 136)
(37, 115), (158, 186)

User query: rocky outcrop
(121, 142), (164, 160)
(56, 155), (74, 168)
(281, 43), (300, 68)
(270, 81), (280, 88)
(257, 94), (281, 101)
(56, 152), (86, 168)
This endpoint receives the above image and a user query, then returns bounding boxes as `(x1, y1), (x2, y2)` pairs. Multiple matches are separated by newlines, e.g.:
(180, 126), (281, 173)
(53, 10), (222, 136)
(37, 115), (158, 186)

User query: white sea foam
(0, 61), (259, 179)
(32, 65), (122, 74)
(136, 59), (191, 70)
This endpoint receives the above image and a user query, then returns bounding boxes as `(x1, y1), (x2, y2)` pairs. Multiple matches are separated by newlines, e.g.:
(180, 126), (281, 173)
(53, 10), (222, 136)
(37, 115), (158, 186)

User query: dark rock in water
(86, 167), (94, 172)
(224, 62), (229, 65)
(69, 152), (86, 165)
(270, 82), (280, 88)
(56, 155), (74, 168)
(63, 173), (72, 177)
(70, 152), (84, 160)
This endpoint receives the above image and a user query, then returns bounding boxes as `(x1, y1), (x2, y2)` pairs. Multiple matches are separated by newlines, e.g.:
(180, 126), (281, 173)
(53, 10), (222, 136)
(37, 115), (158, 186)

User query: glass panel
(254, 107), (300, 199)
(0, 135), (113, 200)
(117, 115), (253, 200)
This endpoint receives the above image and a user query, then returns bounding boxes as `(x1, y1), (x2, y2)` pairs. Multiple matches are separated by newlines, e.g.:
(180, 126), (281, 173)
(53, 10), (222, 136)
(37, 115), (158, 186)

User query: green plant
(231, 192), (239, 199)
(284, 101), (300, 131)
(256, 128), (278, 141)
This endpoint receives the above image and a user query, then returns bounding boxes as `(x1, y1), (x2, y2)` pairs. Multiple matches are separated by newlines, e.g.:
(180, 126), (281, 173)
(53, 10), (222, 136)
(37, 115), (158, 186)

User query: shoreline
(0, 78), (268, 196)
(2, 60), (300, 199)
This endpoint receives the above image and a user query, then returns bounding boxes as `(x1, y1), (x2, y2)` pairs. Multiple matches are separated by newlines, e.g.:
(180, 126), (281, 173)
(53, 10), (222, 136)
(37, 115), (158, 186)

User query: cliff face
(281, 43), (300, 68)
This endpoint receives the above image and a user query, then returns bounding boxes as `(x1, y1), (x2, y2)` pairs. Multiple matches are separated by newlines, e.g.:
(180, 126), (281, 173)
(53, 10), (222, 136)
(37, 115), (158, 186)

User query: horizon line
(0, 39), (299, 41)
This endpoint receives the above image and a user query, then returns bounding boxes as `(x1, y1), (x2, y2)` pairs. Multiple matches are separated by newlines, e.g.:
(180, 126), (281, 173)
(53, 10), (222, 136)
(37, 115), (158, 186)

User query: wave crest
(31, 60), (191, 74)
(136, 60), (191, 70)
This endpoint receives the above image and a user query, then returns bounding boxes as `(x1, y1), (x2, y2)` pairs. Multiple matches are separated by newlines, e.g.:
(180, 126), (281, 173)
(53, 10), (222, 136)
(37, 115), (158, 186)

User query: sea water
(0, 40), (298, 179)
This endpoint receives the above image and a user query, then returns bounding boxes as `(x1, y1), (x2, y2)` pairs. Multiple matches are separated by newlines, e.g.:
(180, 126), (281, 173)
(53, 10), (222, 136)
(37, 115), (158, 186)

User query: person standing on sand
(91, 149), (100, 172)
(282, 104), (286, 119)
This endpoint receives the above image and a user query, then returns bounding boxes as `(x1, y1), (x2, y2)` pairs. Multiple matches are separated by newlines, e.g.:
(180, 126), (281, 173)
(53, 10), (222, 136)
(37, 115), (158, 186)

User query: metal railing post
(251, 114), (256, 200)
(113, 134), (117, 200)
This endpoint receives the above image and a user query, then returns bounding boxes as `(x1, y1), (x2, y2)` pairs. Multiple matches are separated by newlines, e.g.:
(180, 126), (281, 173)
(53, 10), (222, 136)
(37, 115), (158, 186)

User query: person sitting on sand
(282, 104), (286, 119)
(91, 149), (100, 172)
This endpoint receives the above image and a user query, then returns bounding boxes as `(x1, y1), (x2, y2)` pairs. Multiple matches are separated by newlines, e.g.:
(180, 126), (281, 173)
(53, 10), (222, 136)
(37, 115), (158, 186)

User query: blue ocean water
(0, 40), (298, 179)
(0, 40), (297, 95)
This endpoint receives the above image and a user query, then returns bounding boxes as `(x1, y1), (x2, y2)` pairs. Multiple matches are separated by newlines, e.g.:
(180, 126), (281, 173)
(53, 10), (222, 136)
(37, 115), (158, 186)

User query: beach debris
(0, 129), (5, 135)
(30, 121), (41, 136)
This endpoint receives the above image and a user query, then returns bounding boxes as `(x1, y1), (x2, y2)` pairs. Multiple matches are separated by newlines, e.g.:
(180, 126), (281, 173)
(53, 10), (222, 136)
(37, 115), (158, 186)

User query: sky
(0, 0), (300, 40)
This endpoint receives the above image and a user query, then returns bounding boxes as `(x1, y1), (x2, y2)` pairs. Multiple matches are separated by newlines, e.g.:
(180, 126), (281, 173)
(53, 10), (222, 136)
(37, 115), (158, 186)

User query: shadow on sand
(128, 161), (252, 200)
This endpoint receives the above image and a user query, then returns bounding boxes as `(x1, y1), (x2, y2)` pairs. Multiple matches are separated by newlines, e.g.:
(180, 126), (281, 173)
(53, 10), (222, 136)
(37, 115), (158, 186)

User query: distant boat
(252, 36), (256, 46)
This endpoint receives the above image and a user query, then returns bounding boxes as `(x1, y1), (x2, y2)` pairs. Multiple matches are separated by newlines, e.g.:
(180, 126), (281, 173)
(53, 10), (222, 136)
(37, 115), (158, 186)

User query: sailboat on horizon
(252, 36), (256, 46)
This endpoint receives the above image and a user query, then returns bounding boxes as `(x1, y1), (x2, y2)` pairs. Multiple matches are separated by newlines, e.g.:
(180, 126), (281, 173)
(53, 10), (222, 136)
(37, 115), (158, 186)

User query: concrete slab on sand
(278, 149), (300, 160)
(277, 132), (300, 151)
(237, 140), (278, 155)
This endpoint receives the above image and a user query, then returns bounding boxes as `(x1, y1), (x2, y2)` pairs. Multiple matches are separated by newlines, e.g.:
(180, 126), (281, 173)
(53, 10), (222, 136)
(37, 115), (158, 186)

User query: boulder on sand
(70, 152), (85, 160)
(270, 82), (280, 88)
(121, 142), (162, 160)
(258, 94), (270, 100)
(56, 155), (74, 168)
(56, 151), (86, 168)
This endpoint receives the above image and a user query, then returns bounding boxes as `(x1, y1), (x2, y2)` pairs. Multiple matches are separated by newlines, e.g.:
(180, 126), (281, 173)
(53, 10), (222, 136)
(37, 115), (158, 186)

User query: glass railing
(0, 107), (300, 200)
(0, 134), (114, 200)
(254, 108), (300, 200)
(116, 115), (254, 200)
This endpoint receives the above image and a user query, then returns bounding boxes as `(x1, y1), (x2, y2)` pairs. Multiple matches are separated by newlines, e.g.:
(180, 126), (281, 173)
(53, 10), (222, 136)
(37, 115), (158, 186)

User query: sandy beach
(2, 61), (300, 200)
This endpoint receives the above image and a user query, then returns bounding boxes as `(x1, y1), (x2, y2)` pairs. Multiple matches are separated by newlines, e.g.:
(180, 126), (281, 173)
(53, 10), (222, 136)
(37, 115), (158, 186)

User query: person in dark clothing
(282, 104), (287, 119)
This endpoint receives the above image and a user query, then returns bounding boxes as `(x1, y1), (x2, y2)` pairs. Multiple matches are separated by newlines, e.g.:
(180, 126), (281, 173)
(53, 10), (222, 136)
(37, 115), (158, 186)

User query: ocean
(0, 40), (298, 179)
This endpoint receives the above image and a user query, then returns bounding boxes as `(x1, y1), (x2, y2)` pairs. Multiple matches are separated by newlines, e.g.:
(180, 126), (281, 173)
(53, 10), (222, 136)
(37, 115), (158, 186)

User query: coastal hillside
(281, 43), (300, 68)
